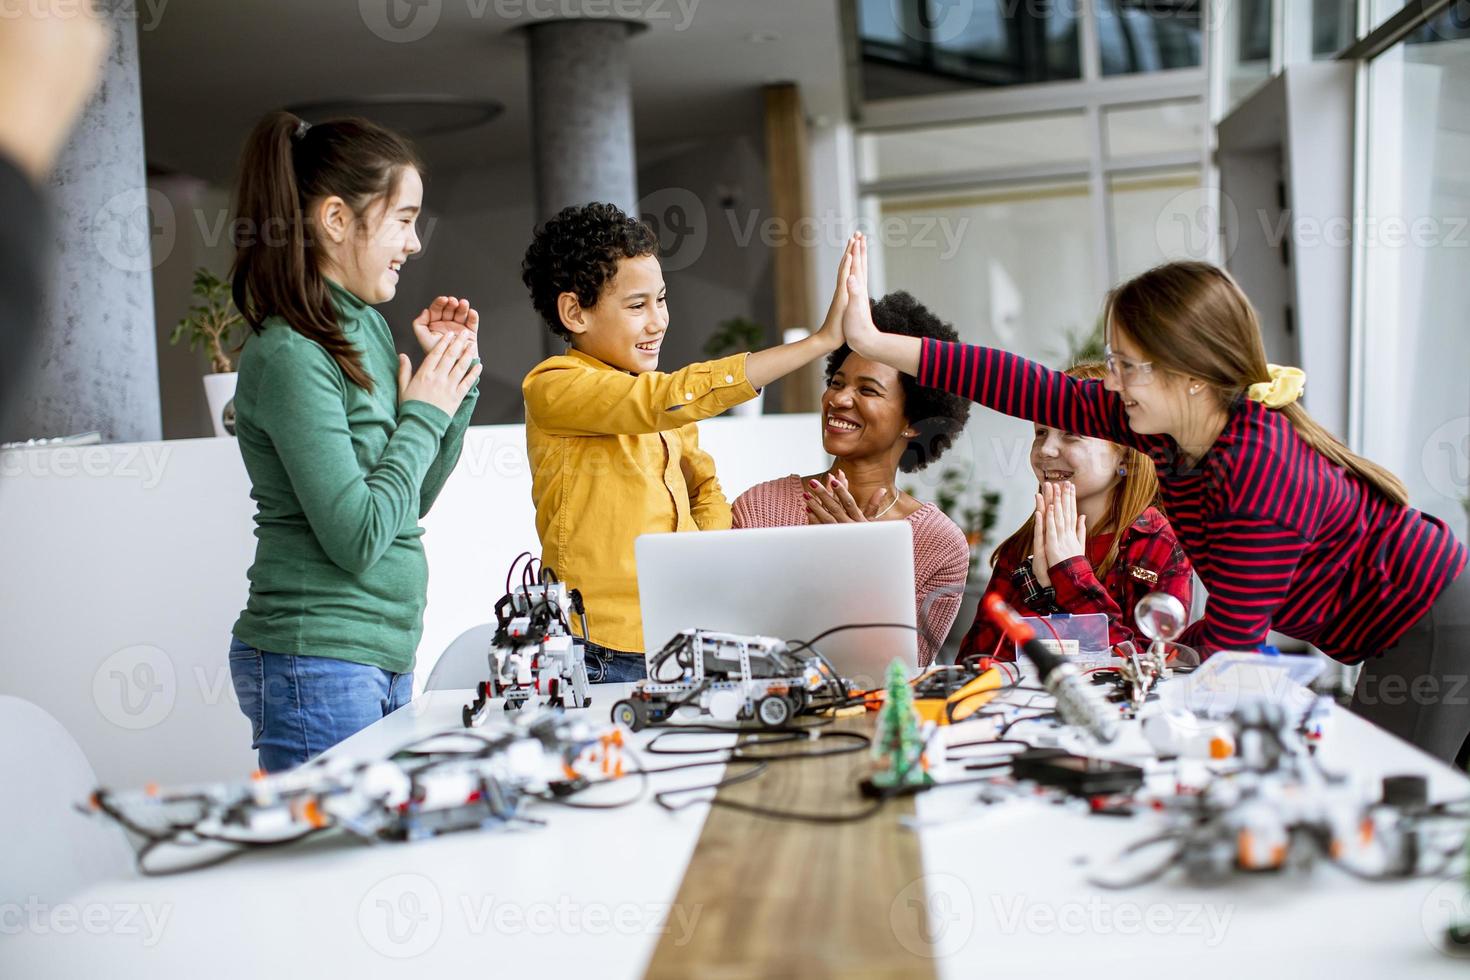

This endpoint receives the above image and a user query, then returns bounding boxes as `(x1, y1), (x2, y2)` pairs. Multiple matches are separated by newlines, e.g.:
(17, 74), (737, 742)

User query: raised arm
(840, 235), (1134, 446)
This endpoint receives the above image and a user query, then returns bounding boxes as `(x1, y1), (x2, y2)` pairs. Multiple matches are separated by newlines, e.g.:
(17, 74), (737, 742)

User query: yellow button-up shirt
(523, 347), (758, 653)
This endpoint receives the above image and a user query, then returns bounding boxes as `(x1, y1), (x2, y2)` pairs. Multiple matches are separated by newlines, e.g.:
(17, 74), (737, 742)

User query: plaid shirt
(959, 506), (1194, 662)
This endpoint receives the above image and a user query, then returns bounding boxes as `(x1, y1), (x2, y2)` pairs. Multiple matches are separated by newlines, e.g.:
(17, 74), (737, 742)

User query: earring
(1117, 464), (1128, 476)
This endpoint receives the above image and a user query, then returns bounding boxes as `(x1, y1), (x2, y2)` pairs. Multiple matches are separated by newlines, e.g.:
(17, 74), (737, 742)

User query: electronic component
(83, 710), (628, 872)
(983, 594), (1119, 743)
(611, 628), (849, 731)
(1010, 749), (1145, 797)
(860, 659), (936, 798)
(464, 557), (592, 727)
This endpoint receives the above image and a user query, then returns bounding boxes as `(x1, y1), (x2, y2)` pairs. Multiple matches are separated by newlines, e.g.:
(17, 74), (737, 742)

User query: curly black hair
(824, 291), (971, 473)
(521, 202), (659, 341)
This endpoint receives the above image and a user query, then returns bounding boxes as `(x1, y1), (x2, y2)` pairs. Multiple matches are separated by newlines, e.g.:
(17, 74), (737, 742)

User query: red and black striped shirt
(921, 339), (1468, 664)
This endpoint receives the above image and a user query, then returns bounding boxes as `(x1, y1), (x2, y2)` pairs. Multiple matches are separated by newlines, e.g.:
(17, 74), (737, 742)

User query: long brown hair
(230, 111), (422, 390)
(1106, 261), (1408, 505)
(992, 362), (1160, 580)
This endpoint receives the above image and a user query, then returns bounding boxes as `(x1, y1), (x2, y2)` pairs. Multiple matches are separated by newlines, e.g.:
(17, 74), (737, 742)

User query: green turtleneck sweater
(231, 280), (478, 673)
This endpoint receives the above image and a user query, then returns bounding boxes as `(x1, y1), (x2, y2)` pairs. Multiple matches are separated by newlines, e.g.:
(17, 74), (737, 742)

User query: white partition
(0, 415), (828, 789)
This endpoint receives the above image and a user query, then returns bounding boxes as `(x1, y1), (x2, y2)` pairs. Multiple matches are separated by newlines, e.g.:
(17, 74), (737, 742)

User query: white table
(0, 685), (731, 979)
(6, 680), (1470, 978)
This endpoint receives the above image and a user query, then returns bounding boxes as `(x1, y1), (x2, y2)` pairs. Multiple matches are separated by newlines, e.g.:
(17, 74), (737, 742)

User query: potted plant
(170, 268), (246, 437)
(704, 316), (767, 417)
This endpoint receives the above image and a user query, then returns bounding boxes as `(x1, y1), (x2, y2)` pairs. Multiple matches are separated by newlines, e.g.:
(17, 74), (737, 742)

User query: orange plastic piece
(144, 782), (158, 797)
(1208, 736), (1234, 760)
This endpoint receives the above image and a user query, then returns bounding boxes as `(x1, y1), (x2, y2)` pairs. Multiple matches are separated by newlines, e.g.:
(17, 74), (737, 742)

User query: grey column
(4, 13), (161, 445)
(526, 19), (641, 221)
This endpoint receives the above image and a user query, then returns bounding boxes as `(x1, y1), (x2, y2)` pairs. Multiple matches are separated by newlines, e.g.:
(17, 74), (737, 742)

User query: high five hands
(1031, 481), (1087, 589)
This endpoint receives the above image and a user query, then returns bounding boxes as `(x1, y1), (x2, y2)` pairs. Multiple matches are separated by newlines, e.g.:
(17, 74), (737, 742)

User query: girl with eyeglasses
(841, 238), (1469, 764)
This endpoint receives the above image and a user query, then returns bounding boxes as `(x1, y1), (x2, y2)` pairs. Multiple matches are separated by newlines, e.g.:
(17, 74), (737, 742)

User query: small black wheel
(756, 694), (791, 728)
(462, 704), (474, 728)
(612, 699), (644, 731)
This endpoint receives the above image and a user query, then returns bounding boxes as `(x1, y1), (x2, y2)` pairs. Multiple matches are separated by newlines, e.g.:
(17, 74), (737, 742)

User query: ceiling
(137, 0), (851, 184)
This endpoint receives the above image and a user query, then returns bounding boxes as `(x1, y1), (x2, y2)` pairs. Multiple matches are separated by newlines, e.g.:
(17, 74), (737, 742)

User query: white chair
(0, 696), (134, 905)
(424, 624), (497, 692)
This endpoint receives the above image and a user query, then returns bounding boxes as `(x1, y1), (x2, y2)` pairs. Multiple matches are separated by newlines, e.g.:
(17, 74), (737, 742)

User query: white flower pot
(730, 390), (765, 418)
(203, 371), (239, 438)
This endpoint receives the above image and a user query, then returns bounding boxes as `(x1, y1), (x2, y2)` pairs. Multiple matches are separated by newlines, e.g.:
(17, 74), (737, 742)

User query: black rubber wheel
(461, 704), (474, 728)
(756, 694), (791, 728)
(612, 699), (644, 731)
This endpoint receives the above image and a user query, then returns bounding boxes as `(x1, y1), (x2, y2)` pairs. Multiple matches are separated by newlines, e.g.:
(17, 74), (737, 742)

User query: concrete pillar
(525, 19), (641, 221)
(3, 13), (160, 445)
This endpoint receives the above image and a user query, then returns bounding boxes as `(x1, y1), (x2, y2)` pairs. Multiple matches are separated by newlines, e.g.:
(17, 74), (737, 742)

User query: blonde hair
(1104, 261), (1407, 506)
(991, 362), (1159, 581)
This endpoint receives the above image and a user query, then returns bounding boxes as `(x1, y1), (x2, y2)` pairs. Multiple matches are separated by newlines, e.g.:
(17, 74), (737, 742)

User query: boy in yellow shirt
(521, 203), (857, 681)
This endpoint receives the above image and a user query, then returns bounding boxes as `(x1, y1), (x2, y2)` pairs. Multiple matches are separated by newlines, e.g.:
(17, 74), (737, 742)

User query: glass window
(875, 182), (1099, 356)
(1096, 0), (1204, 76)
(1312, 0), (1355, 58)
(856, 0), (1082, 101)
(1360, 34), (1470, 538)
(859, 113), (1091, 184)
(1103, 100), (1204, 158)
(1226, 0), (1273, 110)
(1108, 170), (1206, 281)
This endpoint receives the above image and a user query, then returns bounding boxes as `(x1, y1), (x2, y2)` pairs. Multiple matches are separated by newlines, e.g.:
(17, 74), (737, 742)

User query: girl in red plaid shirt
(960, 362), (1193, 663)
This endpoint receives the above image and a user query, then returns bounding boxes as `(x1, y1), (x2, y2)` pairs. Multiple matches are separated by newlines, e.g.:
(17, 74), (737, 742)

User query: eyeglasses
(1103, 345), (1156, 387)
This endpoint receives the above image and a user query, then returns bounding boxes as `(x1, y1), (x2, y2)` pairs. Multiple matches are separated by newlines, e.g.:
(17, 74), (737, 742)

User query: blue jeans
(582, 641), (647, 683)
(229, 637), (414, 773)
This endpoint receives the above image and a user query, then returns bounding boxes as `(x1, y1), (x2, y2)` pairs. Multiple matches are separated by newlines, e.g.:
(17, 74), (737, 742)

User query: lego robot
(610, 628), (848, 731)
(463, 560), (593, 727)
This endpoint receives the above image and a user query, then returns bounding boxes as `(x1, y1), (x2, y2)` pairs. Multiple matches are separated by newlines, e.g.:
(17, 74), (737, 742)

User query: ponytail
(1280, 402), (1409, 505)
(229, 111), (421, 391)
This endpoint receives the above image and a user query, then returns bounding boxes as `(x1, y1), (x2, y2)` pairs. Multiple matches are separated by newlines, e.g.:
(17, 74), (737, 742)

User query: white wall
(0, 416), (828, 790)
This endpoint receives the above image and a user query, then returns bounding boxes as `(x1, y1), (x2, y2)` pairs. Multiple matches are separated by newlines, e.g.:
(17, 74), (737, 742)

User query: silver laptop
(635, 522), (918, 689)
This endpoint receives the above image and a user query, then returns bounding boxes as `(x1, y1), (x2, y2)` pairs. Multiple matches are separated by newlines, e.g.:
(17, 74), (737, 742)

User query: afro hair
(521, 202), (659, 342)
(825, 291), (971, 473)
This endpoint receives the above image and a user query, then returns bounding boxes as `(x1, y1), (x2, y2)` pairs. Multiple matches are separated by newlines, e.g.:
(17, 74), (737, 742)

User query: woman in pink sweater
(732, 292), (974, 666)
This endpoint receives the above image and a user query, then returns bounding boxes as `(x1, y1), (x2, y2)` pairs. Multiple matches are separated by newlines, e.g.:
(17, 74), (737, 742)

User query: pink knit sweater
(731, 475), (971, 666)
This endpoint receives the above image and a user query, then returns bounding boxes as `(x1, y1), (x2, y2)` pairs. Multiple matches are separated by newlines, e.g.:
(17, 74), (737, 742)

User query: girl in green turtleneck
(227, 111), (482, 772)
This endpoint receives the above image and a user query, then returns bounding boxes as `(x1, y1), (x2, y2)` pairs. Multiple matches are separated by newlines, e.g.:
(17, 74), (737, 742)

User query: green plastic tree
(870, 659), (933, 790)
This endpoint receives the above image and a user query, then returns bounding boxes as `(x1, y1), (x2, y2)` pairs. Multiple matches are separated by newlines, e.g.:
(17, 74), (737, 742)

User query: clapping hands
(1030, 481), (1086, 588)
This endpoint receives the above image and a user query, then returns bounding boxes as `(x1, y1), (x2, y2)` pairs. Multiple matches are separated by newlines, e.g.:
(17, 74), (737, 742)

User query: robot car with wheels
(610, 628), (848, 731)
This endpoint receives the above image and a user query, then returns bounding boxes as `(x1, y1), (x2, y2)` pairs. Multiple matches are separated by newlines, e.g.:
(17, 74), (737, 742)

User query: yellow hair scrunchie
(1246, 364), (1306, 409)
